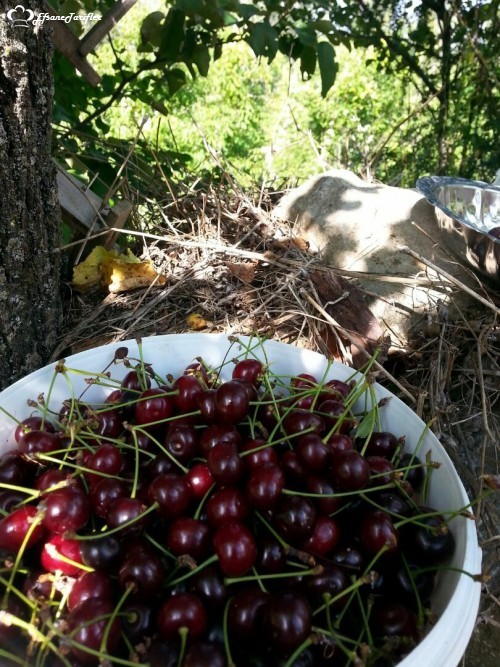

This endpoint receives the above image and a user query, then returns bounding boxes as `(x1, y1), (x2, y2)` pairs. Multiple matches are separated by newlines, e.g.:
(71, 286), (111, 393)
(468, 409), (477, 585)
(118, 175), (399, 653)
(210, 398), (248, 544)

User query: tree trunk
(0, 2), (61, 390)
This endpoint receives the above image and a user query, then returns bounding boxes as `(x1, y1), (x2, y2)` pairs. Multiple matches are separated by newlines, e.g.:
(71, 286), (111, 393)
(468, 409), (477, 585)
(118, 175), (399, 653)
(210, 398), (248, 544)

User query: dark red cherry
(67, 597), (121, 664)
(206, 487), (250, 526)
(305, 475), (341, 514)
(164, 424), (199, 463)
(145, 452), (176, 479)
(199, 423), (241, 456)
(240, 438), (278, 469)
(122, 368), (151, 392)
(273, 495), (316, 544)
(359, 509), (399, 557)
(106, 497), (151, 538)
(186, 463), (213, 499)
(207, 442), (245, 486)
(86, 443), (123, 485)
(86, 408), (123, 439)
(0, 505), (44, 552)
(317, 399), (348, 431)
(167, 517), (211, 560)
(280, 450), (307, 485)
(81, 536), (121, 571)
(304, 564), (349, 607)
(290, 373), (317, 390)
(189, 565), (228, 611)
(401, 509), (455, 565)
(41, 486), (90, 534)
(232, 358), (264, 387)
(213, 521), (257, 577)
(324, 378), (351, 400)
(261, 591), (312, 655)
(184, 641), (226, 667)
(122, 602), (154, 643)
(197, 389), (217, 422)
(67, 571), (113, 611)
(296, 433), (330, 472)
(215, 380), (250, 424)
(18, 430), (61, 455)
(147, 473), (192, 519)
(0, 450), (35, 485)
(135, 387), (175, 425)
(283, 409), (324, 436)
(325, 433), (353, 459)
(246, 462), (285, 510)
(331, 541), (365, 571)
(35, 468), (73, 492)
(333, 449), (371, 491)
(371, 600), (419, 642)
(118, 547), (166, 599)
(398, 452), (425, 491)
(15, 416), (55, 443)
(90, 477), (128, 519)
(173, 375), (204, 413)
(302, 515), (341, 556)
(0, 489), (26, 513)
(365, 431), (399, 458)
(157, 593), (207, 642)
(367, 455), (395, 485)
(256, 536), (287, 575)
(228, 588), (269, 642)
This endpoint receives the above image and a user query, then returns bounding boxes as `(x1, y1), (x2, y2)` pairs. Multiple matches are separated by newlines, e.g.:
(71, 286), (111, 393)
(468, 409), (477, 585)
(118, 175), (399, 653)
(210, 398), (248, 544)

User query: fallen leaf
(186, 313), (208, 331)
(227, 261), (258, 284)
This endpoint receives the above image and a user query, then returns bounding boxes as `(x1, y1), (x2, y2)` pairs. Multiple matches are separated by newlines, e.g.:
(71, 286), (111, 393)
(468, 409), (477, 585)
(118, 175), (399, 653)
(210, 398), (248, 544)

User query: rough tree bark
(0, 2), (61, 390)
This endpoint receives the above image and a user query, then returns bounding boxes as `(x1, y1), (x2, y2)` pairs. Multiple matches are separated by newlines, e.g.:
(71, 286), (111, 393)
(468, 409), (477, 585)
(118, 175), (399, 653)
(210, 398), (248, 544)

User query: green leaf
(192, 45), (210, 76)
(278, 35), (303, 59)
(247, 22), (279, 62)
(300, 46), (316, 79)
(159, 9), (186, 61)
(175, 0), (204, 13)
(238, 3), (261, 20)
(213, 41), (223, 60)
(140, 11), (165, 48)
(166, 68), (187, 95)
(317, 41), (337, 97)
(312, 19), (335, 36)
(100, 74), (117, 96)
(296, 27), (317, 49)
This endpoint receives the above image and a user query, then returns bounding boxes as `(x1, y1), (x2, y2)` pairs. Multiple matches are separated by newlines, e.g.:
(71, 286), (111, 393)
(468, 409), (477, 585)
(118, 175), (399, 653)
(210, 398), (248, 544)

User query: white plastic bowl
(0, 333), (482, 666)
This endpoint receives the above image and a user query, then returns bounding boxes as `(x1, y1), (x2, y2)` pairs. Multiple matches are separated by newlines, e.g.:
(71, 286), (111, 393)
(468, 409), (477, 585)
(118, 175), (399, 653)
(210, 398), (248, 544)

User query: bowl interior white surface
(0, 334), (482, 667)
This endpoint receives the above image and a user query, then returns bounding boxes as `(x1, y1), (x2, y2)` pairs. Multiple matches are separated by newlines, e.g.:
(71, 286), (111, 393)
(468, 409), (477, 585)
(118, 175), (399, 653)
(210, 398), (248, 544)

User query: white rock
(275, 170), (474, 345)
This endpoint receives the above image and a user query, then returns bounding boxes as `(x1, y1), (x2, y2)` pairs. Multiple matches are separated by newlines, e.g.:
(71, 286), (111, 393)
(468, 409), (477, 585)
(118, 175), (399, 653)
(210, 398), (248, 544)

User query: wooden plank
(104, 201), (134, 249)
(43, 2), (101, 86)
(56, 165), (104, 233)
(78, 0), (140, 56)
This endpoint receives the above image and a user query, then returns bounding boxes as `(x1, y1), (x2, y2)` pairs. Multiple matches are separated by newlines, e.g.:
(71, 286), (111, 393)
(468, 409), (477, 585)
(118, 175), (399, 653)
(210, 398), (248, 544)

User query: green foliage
(51, 0), (499, 195)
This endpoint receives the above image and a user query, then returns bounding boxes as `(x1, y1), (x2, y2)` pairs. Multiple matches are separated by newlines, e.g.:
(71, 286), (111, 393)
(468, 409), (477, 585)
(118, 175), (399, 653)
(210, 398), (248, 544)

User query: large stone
(274, 169), (476, 344)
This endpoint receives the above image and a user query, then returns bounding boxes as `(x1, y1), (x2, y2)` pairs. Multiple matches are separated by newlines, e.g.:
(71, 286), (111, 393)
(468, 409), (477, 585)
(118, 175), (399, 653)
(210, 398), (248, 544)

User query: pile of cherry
(0, 348), (457, 667)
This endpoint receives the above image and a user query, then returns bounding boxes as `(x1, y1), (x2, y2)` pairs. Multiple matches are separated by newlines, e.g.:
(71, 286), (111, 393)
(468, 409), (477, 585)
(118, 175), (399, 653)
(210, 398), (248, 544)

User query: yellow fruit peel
(72, 246), (165, 293)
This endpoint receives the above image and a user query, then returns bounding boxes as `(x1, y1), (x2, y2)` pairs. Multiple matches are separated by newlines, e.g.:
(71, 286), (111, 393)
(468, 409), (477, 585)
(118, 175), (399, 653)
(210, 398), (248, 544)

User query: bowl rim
(416, 174), (500, 238)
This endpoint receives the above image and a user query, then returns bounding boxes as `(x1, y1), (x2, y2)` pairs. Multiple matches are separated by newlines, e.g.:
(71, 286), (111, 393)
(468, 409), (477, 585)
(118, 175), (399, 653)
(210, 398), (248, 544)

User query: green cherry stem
(165, 554), (219, 588)
(283, 637), (313, 667)
(222, 597), (236, 667)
